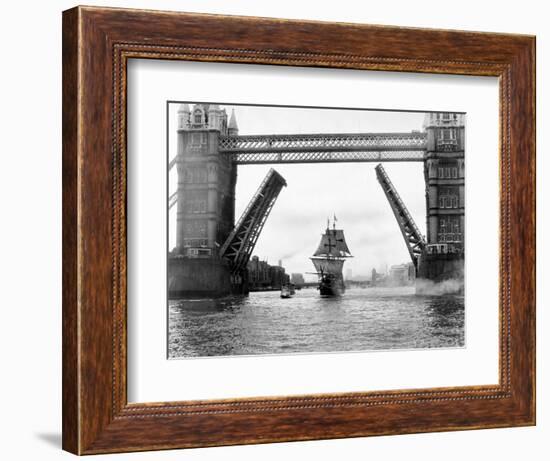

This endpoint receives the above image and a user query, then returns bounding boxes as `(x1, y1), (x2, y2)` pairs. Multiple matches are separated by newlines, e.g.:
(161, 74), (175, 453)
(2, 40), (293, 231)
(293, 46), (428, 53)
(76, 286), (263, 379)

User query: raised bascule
(169, 104), (464, 297)
(375, 164), (426, 266)
(219, 169), (287, 284)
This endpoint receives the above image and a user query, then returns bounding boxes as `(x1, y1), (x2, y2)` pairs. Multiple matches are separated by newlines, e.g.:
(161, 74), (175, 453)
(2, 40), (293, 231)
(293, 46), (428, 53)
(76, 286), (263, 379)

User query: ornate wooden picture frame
(62, 6), (535, 455)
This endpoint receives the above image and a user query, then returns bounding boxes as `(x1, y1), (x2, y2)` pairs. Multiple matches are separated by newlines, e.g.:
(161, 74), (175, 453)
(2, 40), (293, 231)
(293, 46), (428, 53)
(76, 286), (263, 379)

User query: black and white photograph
(167, 103), (465, 358)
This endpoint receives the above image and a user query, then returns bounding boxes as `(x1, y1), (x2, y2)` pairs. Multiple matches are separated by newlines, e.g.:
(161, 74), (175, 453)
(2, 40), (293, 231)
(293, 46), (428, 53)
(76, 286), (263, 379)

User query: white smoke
(416, 278), (463, 296)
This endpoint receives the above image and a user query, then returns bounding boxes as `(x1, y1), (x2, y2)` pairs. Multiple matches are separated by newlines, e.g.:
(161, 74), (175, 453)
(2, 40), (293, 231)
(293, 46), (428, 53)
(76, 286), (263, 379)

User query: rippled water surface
(168, 287), (464, 358)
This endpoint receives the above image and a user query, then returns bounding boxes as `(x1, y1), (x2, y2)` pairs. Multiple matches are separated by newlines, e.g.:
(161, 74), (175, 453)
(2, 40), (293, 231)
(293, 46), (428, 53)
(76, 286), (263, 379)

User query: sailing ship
(310, 217), (353, 296)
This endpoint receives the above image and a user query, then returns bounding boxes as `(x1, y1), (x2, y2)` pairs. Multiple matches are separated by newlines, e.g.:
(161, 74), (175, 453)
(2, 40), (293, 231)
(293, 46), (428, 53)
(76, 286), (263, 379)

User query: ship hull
(318, 276), (345, 297)
(319, 285), (343, 296)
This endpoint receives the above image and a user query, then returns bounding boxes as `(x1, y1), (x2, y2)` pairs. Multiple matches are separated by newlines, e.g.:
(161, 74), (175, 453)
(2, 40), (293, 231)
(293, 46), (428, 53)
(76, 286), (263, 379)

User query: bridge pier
(168, 257), (232, 298)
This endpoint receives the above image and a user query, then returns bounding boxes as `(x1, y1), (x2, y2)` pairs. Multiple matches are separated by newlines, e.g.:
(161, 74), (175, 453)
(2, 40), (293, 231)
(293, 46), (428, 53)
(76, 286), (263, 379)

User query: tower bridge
(168, 103), (464, 298)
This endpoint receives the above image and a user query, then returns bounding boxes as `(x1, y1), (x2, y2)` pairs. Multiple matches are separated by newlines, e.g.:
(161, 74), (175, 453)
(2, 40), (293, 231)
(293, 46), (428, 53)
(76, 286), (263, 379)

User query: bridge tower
(418, 112), (465, 289)
(169, 103), (238, 297)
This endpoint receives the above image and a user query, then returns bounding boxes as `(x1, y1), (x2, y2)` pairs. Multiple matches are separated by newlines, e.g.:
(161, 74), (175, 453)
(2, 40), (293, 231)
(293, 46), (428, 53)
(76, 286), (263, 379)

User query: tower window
(437, 163), (460, 179)
(193, 109), (203, 124)
(189, 132), (206, 147)
(183, 190), (208, 214)
(439, 187), (459, 208)
(439, 128), (457, 141)
(184, 167), (207, 183)
(438, 216), (462, 242)
(183, 219), (207, 237)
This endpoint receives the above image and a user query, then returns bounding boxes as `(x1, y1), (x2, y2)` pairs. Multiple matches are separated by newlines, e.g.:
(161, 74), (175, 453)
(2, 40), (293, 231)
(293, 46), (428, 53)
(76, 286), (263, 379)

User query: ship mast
(311, 216), (352, 268)
(324, 217), (344, 259)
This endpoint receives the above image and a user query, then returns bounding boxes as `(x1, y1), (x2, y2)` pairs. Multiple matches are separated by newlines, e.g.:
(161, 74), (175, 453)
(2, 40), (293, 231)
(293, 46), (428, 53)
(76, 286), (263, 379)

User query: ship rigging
(310, 216), (353, 296)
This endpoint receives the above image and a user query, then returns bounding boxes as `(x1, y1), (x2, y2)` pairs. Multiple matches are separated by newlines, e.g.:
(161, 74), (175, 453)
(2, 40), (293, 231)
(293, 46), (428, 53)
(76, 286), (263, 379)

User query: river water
(168, 286), (464, 359)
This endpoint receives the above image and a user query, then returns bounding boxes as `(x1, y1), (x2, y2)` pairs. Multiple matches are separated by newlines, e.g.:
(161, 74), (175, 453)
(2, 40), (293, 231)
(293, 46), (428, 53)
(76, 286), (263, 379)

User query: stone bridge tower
(168, 103), (238, 297)
(419, 112), (465, 287)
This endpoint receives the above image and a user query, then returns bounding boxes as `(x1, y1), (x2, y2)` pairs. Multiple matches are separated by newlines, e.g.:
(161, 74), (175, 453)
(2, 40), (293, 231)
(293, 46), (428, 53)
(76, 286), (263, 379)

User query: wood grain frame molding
(62, 6), (535, 454)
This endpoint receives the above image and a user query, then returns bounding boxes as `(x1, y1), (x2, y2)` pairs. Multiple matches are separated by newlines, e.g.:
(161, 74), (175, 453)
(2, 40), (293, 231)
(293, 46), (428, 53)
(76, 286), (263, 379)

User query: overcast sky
(169, 103), (427, 281)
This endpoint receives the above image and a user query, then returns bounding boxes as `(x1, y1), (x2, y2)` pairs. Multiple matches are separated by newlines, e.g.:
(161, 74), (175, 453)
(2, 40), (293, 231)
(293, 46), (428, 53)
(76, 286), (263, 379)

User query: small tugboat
(310, 216), (353, 297)
(280, 285), (292, 299)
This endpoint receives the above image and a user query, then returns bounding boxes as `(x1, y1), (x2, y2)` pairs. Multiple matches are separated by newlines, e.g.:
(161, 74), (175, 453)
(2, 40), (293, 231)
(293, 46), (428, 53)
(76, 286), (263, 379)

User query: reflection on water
(168, 287), (464, 358)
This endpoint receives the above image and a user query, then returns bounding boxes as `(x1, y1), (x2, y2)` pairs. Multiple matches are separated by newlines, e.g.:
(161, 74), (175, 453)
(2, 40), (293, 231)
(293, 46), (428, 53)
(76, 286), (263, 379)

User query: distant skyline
(169, 103), (427, 282)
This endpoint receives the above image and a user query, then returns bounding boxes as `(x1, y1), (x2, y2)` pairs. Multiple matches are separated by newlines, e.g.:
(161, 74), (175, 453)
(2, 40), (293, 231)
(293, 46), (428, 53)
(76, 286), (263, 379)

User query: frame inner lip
(114, 48), (511, 410)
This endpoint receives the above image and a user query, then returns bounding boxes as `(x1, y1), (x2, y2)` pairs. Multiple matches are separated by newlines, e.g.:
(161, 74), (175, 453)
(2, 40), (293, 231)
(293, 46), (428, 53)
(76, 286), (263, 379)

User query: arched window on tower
(193, 108), (203, 124)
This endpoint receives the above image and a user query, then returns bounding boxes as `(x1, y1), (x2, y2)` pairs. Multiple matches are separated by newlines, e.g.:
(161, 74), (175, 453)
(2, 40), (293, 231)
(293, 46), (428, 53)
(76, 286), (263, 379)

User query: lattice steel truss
(219, 132), (427, 164)
(168, 132), (426, 170)
(220, 169), (287, 274)
(375, 164), (426, 266)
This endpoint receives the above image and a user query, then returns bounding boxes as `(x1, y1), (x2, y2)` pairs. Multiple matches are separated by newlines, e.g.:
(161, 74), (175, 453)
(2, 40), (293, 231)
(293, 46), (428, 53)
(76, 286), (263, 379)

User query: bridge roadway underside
(218, 132), (427, 164)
